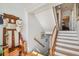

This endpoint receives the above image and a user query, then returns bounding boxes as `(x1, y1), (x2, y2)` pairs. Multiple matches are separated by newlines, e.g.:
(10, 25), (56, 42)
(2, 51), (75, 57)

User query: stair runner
(55, 31), (79, 56)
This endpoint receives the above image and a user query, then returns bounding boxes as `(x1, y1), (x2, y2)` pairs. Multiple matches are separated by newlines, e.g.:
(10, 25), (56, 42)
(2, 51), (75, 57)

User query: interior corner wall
(34, 7), (56, 50)
(28, 13), (44, 52)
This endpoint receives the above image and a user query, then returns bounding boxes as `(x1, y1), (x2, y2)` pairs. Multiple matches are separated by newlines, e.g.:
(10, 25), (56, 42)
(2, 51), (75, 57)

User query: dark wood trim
(3, 13), (19, 20)
(3, 28), (6, 46)
(3, 13), (20, 24)
(12, 30), (15, 48)
(19, 32), (20, 46)
(7, 29), (16, 31)
(6, 29), (16, 49)
(34, 38), (45, 47)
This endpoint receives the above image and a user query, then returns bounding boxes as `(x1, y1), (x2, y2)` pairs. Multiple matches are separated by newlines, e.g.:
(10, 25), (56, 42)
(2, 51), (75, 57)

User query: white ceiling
(61, 3), (74, 11)
(0, 3), (46, 11)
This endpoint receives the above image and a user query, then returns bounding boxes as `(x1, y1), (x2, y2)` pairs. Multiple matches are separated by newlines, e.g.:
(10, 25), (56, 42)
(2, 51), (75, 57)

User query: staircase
(55, 31), (79, 56)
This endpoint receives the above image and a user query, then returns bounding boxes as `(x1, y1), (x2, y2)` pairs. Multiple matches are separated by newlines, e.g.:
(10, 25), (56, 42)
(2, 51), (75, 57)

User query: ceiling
(61, 3), (74, 11)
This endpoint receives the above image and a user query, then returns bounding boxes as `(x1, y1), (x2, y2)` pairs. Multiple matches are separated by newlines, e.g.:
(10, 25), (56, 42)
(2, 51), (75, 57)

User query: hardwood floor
(25, 51), (43, 56)
(3, 46), (43, 56)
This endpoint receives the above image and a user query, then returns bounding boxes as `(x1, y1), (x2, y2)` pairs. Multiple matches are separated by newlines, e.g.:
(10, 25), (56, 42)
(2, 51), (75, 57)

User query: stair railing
(34, 38), (45, 47)
(49, 24), (58, 56)
(49, 6), (59, 56)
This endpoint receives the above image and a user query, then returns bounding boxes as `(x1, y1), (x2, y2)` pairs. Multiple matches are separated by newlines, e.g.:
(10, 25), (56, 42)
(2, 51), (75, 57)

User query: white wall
(28, 13), (51, 55)
(0, 4), (57, 54)
(34, 7), (56, 53)
(28, 13), (44, 51)
(27, 7), (57, 54)
(35, 8), (56, 33)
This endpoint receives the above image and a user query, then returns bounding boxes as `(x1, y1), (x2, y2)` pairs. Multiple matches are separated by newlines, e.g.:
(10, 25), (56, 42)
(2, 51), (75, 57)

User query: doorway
(56, 3), (75, 31)
(61, 16), (70, 31)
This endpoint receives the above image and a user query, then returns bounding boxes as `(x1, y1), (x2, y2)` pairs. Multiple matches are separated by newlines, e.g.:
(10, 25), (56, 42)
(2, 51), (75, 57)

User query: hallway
(0, 3), (79, 56)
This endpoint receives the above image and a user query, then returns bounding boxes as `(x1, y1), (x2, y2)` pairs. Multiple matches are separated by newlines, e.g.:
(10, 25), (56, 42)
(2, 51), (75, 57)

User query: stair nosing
(56, 46), (79, 55)
(57, 40), (79, 46)
(56, 44), (79, 52)
(58, 34), (77, 37)
(57, 36), (78, 40)
(56, 42), (79, 49)
(55, 51), (66, 56)
(56, 48), (79, 56)
(57, 39), (79, 45)
(57, 38), (78, 41)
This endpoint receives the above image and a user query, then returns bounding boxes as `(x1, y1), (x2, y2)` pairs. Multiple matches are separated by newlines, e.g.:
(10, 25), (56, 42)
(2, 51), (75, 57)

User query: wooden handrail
(49, 6), (59, 56)
(51, 25), (56, 36)
(52, 26), (58, 55)
(49, 24), (58, 56)
(34, 38), (45, 47)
